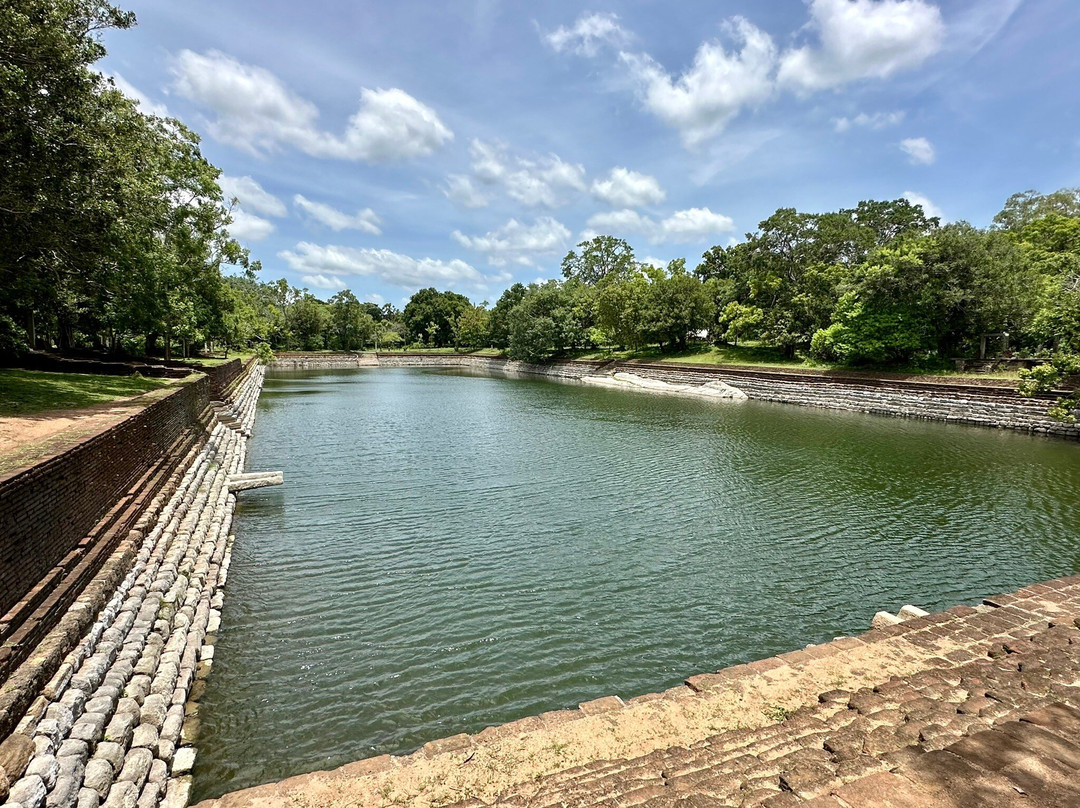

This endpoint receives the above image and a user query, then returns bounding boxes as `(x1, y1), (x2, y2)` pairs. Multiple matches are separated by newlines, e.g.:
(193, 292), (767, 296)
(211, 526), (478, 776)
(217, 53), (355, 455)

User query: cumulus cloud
(102, 72), (170, 118)
(544, 12), (630, 56)
(900, 136), (935, 165)
(219, 175), (287, 217)
(833, 110), (905, 132)
(778, 0), (944, 93)
(467, 139), (586, 208)
(585, 207), (735, 243)
(591, 167), (666, 208)
(170, 50), (452, 162)
(279, 242), (502, 291)
(301, 274), (348, 290)
(619, 18), (776, 147)
(902, 190), (945, 220)
(227, 209), (276, 242)
(452, 217), (572, 266)
(442, 174), (490, 208)
(293, 194), (382, 234)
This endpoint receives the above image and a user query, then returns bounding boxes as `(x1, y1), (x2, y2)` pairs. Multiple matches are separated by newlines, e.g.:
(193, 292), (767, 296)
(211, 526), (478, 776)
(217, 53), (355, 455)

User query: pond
(192, 367), (1080, 800)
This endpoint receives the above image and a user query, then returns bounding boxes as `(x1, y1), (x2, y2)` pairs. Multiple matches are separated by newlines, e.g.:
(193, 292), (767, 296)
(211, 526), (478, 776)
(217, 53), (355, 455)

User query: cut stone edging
(360, 354), (1079, 440)
(0, 364), (266, 808)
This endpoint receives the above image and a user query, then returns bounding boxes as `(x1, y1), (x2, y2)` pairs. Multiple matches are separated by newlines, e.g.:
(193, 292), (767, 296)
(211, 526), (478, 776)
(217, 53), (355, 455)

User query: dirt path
(0, 392), (166, 476)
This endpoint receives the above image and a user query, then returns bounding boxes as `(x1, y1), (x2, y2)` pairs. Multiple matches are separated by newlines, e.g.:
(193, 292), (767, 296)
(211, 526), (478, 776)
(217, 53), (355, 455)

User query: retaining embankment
(0, 361), (265, 808)
(268, 352), (377, 370)
(0, 360), (246, 732)
(366, 353), (1080, 439)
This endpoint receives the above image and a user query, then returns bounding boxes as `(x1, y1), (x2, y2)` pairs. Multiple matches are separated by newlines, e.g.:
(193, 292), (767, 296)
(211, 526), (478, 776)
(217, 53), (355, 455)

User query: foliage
(454, 304), (491, 350)
(253, 342), (275, 365)
(507, 281), (592, 362)
(402, 287), (471, 347)
(0, 0), (257, 359)
(1018, 353), (1080, 423)
(562, 236), (637, 285)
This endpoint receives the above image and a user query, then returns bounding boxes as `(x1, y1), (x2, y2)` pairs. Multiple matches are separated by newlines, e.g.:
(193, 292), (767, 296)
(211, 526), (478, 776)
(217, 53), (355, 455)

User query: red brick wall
(0, 378), (213, 618)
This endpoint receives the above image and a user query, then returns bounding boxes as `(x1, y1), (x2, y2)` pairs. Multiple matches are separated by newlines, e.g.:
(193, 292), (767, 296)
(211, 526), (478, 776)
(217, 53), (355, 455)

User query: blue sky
(99, 0), (1080, 306)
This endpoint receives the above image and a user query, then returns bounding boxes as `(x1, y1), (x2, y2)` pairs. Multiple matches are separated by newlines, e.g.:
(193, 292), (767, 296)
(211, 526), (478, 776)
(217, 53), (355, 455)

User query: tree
(561, 236), (636, 285)
(994, 188), (1080, 232)
(402, 287), (471, 347)
(642, 260), (714, 351)
(331, 289), (370, 350)
(488, 283), (526, 349)
(507, 281), (592, 362)
(454, 304), (491, 350)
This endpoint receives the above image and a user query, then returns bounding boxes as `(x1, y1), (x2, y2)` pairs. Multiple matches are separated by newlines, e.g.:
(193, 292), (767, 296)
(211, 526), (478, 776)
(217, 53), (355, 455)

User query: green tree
(561, 236), (636, 285)
(642, 260), (714, 351)
(454, 304), (491, 350)
(507, 281), (592, 362)
(402, 287), (471, 347)
(488, 283), (527, 349)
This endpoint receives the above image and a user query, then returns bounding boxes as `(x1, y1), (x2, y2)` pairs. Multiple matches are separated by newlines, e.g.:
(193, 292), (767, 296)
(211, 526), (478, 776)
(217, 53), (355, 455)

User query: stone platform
(196, 576), (1080, 808)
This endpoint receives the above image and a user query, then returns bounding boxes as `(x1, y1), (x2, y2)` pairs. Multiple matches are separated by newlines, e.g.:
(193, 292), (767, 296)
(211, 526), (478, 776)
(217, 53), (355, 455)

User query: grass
(0, 369), (174, 417)
(568, 342), (1026, 380)
(183, 351), (256, 367)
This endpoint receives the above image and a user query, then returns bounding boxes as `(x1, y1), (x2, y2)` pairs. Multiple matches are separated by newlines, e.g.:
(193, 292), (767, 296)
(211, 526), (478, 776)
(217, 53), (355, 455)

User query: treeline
(1, 0), (255, 359)
(368, 190), (1079, 368)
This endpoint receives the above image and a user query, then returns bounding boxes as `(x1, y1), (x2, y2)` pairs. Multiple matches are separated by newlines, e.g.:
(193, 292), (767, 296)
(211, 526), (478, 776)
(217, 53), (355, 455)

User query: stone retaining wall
(0, 363), (265, 808)
(268, 353), (376, 370)
(367, 354), (1080, 440)
(0, 362), (253, 732)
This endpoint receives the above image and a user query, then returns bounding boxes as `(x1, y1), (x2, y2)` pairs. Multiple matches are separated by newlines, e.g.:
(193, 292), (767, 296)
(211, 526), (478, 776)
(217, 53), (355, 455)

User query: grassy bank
(567, 343), (1024, 380)
(0, 369), (174, 417)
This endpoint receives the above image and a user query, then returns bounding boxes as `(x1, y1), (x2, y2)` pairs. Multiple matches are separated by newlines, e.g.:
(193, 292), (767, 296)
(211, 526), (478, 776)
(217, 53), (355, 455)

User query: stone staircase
(196, 575), (1080, 808)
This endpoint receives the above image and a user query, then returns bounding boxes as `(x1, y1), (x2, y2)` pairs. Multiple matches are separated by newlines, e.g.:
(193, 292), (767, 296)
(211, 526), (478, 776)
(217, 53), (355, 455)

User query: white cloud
(227, 209), (276, 242)
(170, 50), (452, 162)
(778, 0), (944, 93)
(301, 274), (348, 290)
(469, 139), (509, 183)
(452, 217), (572, 266)
(620, 18), (776, 147)
(662, 207), (736, 241)
(467, 139), (586, 207)
(280, 242), (502, 291)
(833, 110), (905, 132)
(219, 175), (287, 217)
(585, 207), (735, 243)
(103, 72), (170, 117)
(293, 194), (382, 234)
(442, 174), (490, 208)
(544, 12), (630, 56)
(591, 167), (666, 208)
(316, 87), (454, 162)
(900, 136), (935, 165)
(640, 256), (668, 269)
(902, 191), (945, 221)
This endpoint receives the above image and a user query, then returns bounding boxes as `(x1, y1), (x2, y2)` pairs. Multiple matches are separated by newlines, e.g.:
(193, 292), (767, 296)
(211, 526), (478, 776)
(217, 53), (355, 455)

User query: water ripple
(192, 368), (1080, 801)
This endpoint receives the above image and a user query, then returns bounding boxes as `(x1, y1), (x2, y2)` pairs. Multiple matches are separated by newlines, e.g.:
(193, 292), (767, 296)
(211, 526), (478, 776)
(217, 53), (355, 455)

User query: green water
(193, 368), (1080, 799)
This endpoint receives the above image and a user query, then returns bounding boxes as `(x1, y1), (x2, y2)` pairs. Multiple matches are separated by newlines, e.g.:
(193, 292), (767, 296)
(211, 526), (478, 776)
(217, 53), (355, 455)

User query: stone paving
(194, 575), (1080, 808)
(0, 365), (265, 808)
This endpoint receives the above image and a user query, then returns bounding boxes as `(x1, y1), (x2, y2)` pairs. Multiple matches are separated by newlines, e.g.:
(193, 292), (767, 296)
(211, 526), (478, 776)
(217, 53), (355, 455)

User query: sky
(98, 0), (1080, 307)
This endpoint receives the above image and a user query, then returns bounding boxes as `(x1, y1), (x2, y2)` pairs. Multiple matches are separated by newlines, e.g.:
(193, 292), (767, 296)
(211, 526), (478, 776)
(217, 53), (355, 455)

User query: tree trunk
(25, 311), (36, 349)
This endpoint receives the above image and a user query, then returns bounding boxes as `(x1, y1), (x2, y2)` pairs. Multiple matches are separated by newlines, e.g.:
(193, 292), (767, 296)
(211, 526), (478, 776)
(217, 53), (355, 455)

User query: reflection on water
(193, 368), (1080, 800)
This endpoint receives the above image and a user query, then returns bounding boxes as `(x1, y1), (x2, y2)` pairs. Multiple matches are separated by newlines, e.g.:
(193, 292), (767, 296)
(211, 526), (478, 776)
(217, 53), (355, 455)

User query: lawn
(0, 369), (175, 417)
(568, 342), (1025, 379)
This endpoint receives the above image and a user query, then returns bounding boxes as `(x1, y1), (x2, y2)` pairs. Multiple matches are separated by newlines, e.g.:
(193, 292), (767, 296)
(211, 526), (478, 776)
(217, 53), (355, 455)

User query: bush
(253, 342), (275, 365)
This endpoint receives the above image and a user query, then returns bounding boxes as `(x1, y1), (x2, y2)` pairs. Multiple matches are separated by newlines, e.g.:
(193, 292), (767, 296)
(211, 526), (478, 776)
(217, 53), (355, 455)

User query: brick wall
(0, 377), (216, 620)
